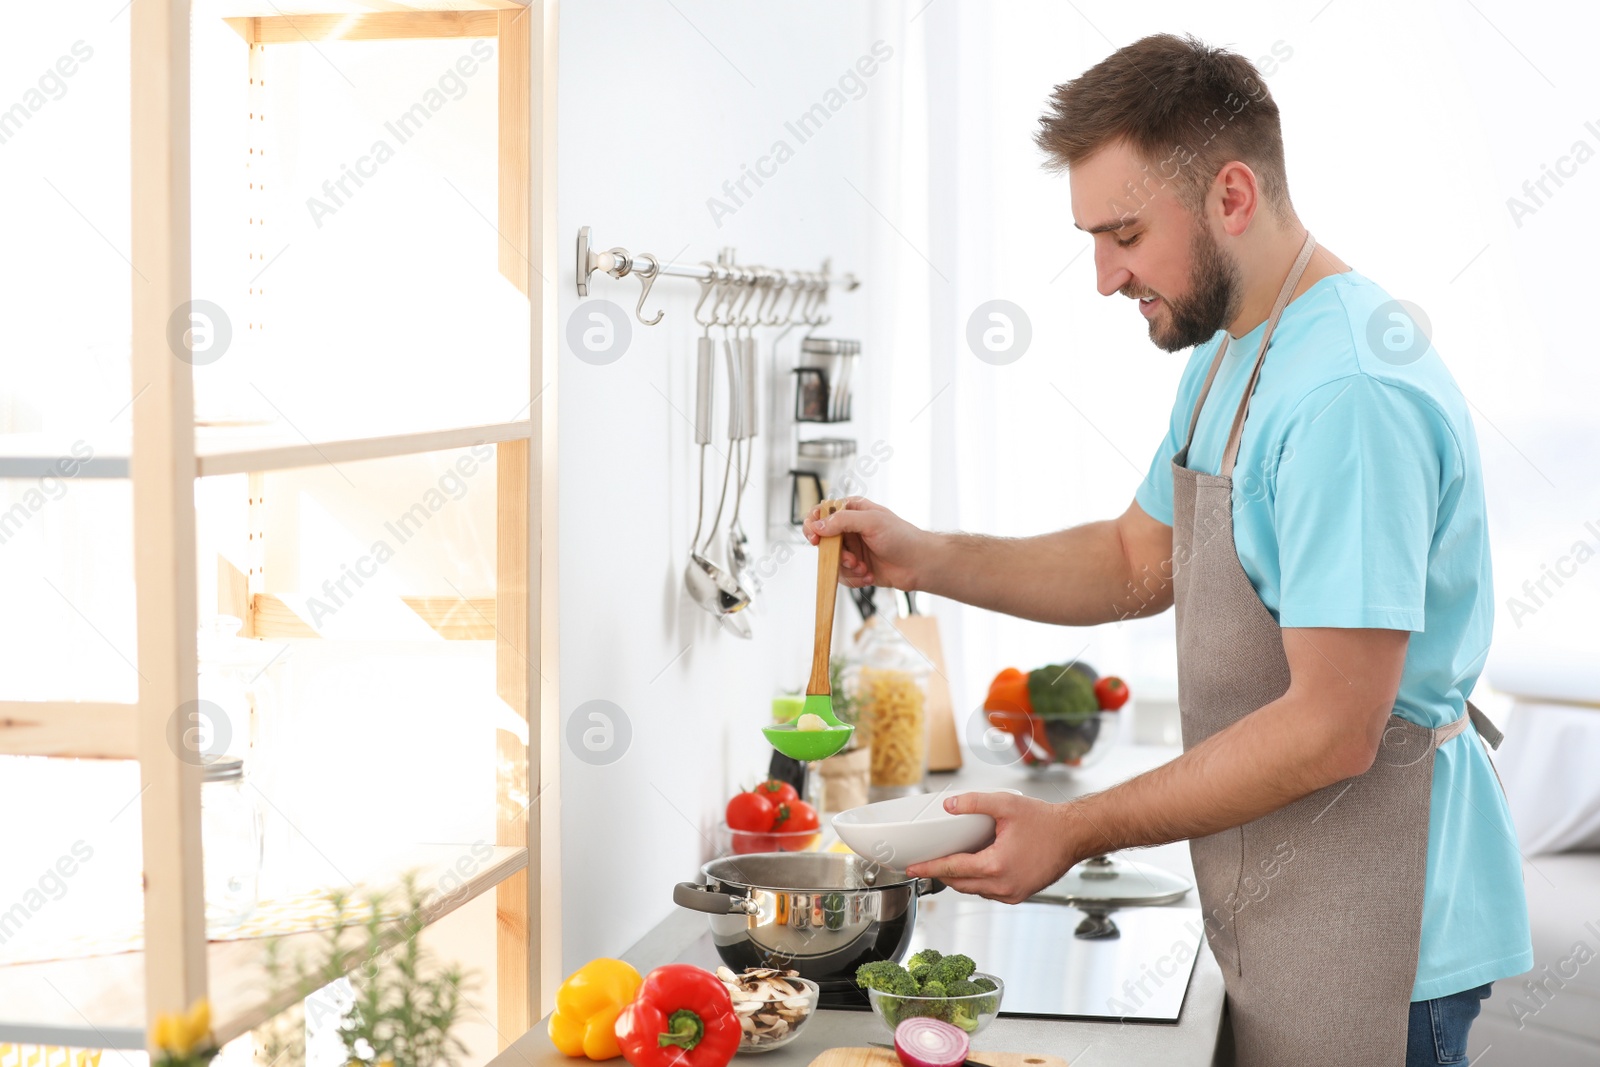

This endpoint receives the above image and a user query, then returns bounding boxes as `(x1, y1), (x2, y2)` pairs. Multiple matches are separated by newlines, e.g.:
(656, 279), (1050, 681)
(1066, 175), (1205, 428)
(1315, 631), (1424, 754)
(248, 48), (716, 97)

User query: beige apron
(1170, 231), (1503, 1065)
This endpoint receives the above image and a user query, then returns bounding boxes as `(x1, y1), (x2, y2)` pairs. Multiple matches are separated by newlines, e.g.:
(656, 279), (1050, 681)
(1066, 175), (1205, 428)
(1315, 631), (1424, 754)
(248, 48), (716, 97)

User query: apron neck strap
(1218, 229), (1318, 477)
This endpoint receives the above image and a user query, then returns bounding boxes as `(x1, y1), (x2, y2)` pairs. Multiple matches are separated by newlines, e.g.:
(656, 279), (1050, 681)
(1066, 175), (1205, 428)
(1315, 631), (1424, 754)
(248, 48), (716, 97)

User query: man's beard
(1140, 223), (1243, 353)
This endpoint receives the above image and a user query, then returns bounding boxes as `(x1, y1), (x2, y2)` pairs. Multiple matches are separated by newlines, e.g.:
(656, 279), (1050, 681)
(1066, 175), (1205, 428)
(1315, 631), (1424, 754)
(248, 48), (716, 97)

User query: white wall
(553, 1), (913, 968)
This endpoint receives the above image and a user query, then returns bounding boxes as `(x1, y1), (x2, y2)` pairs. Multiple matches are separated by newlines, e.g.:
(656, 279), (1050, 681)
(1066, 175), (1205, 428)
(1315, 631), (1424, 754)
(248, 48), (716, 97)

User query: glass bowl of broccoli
(857, 952), (1003, 1036)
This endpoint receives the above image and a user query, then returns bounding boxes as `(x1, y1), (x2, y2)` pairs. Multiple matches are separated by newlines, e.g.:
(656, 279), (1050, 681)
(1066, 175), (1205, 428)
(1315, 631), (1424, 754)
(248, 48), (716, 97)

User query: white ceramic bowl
(831, 789), (1022, 868)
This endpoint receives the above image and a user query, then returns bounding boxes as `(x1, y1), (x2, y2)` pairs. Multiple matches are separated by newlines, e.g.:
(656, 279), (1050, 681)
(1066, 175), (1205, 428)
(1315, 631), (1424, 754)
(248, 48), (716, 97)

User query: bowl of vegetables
(720, 780), (823, 855)
(857, 951), (1003, 1036)
(983, 663), (1128, 772)
(715, 966), (819, 1053)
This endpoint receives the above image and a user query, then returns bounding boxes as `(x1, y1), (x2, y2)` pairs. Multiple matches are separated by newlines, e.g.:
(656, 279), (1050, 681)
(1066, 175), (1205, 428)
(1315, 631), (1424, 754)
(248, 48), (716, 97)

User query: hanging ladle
(763, 499), (854, 761)
(684, 271), (750, 620)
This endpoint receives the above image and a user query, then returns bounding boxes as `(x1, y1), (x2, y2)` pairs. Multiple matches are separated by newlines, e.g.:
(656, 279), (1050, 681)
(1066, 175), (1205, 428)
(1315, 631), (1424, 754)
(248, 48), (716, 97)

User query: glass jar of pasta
(843, 599), (930, 800)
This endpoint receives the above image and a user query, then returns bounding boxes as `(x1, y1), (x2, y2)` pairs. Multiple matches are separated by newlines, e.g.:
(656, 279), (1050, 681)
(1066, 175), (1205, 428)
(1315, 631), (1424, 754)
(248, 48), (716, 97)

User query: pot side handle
(674, 881), (758, 915)
(916, 877), (947, 896)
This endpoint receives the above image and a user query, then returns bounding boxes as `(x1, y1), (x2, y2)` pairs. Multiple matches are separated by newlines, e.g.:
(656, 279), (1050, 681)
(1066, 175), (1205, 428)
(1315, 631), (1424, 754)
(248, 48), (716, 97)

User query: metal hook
(779, 274), (806, 326)
(714, 266), (740, 327)
(799, 275), (822, 326)
(693, 263), (720, 331)
(758, 269), (784, 326)
(813, 261), (833, 327)
(733, 267), (760, 330)
(632, 253), (664, 326)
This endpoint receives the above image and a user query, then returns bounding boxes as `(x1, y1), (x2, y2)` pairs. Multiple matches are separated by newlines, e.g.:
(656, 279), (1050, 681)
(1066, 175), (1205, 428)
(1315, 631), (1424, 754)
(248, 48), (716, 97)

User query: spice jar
(202, 755), (263, 934)
(843, 595), (930, 799)
(789, 438), (856, 525)
(794, 337), (859, 422)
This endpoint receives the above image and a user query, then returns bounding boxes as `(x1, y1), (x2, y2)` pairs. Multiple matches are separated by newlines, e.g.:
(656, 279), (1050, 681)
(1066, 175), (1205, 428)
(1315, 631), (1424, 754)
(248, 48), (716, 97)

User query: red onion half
(893, 1017), (970, 1067)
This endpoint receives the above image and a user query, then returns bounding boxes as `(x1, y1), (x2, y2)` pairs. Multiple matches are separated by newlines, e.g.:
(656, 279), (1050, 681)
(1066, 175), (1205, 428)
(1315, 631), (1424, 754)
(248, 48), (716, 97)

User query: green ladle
(763, 500), (854, 762)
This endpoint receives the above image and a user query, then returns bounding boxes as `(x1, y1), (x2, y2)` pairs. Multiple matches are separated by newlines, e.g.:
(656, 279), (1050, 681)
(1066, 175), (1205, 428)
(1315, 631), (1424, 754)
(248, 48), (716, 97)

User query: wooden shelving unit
(0, 0), (560, 1055)
(0, 846), (528, 1050)
(0, 421), (535, 479)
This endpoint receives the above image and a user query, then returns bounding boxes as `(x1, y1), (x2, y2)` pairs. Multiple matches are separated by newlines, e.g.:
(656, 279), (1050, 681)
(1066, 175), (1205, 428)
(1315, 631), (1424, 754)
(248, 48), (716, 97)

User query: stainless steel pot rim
(700, 852), (919, 892)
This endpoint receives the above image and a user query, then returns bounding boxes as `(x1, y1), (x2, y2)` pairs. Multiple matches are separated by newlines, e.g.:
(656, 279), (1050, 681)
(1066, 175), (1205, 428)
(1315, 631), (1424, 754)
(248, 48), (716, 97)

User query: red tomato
(752, 778), (799, 805)
(771, 799), (819, 836)
(725, 791), (776, 832)
(1093, 675), (1130, 711)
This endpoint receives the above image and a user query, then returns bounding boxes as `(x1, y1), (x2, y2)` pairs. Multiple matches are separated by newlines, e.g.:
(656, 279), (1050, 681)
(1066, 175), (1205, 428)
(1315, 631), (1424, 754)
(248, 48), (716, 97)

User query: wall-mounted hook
(575, 227), (858, 328)
(757, 270), (784, 326)
(732, 267), (761, 328)
(630, 253), (664, 326)
(693, 263), (720, 330)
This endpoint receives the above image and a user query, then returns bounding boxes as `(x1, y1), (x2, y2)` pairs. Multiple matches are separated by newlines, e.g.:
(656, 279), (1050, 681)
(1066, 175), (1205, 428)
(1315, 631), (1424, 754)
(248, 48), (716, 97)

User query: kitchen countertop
(487, 744), (1226, 1067)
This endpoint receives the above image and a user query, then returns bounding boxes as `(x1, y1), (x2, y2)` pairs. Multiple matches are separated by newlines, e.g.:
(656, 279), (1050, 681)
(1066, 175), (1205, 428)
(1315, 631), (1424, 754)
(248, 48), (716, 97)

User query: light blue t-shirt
(1136, 269), (1533, 1001)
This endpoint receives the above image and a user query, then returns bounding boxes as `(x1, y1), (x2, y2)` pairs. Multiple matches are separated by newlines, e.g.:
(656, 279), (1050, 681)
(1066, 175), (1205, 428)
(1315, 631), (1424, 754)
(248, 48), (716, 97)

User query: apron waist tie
(1431, 699), (1503, 751)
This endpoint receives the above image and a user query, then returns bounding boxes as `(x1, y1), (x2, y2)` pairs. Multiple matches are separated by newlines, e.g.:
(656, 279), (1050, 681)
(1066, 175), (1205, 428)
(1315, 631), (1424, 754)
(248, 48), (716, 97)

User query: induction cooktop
(677, 899), (1203, 1022)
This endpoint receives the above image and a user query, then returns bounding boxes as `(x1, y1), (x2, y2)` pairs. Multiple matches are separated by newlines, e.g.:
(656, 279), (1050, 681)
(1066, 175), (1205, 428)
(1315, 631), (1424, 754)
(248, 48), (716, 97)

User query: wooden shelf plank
(0, 436), (128, 479)
(0, 845), (527, 1050)
(250, 593), (497, 640)
(226, 10), (502, 44)
(200, 0), (525, 16)
(196, 420), (535, 476)
(0, 702), (139, 759)
(0, 423), (534, 481)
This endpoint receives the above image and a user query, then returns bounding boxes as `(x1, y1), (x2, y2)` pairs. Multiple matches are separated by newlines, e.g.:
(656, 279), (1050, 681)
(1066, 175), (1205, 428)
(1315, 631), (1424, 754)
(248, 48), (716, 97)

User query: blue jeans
(1406, 983), (1492, 1066)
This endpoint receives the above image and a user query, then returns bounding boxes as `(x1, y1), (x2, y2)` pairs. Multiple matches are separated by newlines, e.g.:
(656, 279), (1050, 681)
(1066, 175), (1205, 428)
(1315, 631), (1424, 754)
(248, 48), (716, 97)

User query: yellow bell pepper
(151, 998), (213, 1057)
(549, 958), (644, 1060)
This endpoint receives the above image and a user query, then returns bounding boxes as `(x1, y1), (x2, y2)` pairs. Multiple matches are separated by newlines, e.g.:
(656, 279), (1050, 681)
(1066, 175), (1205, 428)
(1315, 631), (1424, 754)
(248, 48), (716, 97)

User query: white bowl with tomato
(721, 779), (823, 855)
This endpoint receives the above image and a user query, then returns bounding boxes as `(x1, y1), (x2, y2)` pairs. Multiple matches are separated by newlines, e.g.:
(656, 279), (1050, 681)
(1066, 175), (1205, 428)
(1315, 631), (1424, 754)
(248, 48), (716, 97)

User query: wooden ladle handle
(808, 499), (847, 696)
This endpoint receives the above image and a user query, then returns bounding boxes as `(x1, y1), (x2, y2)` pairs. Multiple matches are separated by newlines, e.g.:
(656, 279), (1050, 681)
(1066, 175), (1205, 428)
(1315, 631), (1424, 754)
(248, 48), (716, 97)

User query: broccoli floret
(971, 975), (1000, 1014)
(945, 978), (980, 998)
(1027, 664), (1099, 720)
(905, 948), (943, 971)
(929, 953), (977, 986)
(918, 979), (948, 998)
(948, 1003), (981, 1033)
(856, 960), (917, 996)
(908, 960), (933, 984)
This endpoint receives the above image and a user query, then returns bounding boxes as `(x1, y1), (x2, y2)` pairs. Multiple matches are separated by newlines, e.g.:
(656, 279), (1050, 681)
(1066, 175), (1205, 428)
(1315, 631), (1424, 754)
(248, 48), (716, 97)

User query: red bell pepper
(613, 964), (740, 1067)
(984, 667), (1052, 762)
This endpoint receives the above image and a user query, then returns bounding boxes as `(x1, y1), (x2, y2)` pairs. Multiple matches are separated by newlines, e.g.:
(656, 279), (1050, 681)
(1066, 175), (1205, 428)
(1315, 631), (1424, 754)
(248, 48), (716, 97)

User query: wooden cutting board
(809, 1047), (1068, 1067)
(894, 613), (963, 772)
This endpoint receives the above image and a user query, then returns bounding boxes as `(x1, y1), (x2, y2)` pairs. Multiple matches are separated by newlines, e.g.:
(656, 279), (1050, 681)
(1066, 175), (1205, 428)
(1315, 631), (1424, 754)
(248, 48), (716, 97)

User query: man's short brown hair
(1035, 33), (1293, 223)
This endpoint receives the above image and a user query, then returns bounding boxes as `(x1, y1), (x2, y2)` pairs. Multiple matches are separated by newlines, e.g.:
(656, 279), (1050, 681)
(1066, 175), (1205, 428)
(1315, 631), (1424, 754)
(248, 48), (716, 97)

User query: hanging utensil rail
(576, 225), (860, 326)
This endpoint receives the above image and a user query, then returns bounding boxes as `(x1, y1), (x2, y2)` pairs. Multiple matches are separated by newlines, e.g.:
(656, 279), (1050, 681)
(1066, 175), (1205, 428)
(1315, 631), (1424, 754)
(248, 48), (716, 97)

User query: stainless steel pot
(673, 852), (943, 986)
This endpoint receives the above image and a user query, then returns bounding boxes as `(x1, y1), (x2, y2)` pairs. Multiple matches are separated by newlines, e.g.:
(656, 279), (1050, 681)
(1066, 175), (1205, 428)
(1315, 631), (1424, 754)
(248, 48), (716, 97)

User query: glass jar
(843, 598), (930, 799)
(202, 756), (263, 934)
(789, 437), (856, 524)
(794, 337), (859, 423)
